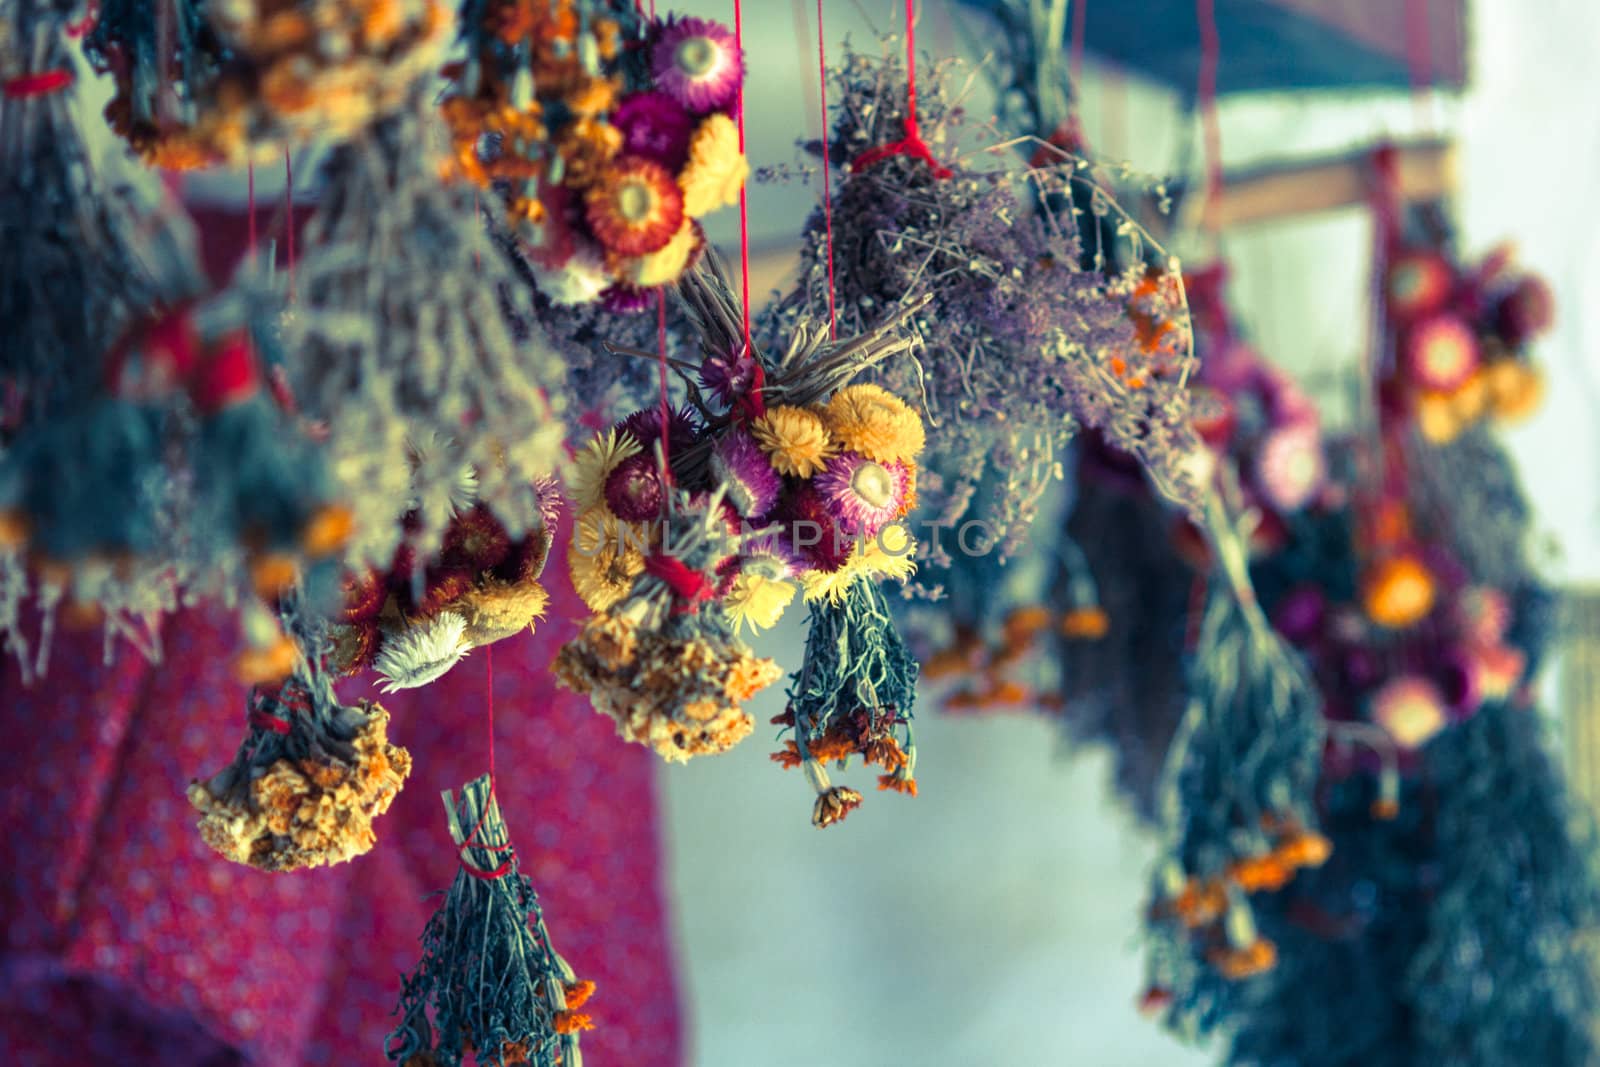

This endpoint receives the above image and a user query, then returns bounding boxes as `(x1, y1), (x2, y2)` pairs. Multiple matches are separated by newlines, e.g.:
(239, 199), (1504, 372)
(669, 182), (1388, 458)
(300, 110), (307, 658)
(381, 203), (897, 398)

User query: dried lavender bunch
(283, 100), (568, 572)
(1049, 467), (1193, 822)
(760, 50), (1199, 549)
(388, 775), (594, 1067)
(1143, 492), (1328, 1016)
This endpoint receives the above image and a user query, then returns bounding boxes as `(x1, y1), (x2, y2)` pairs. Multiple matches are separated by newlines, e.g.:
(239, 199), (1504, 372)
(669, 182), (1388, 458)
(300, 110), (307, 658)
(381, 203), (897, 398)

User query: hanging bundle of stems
(388, 775), (594, 1067)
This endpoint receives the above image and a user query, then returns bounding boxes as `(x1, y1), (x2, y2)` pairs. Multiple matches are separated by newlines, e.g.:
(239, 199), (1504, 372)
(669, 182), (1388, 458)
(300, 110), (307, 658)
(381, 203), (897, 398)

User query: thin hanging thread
(733, 0), (753, 355)
(1067, 0), (1089, 150)
(850, 0), (952, 179)
(460, 641), (512, 880)
(1405, 0), (1434, 132)
(816, 0), (838, 338)
(246, 162), (257, 259)
(1195, 0), (1223, 220)
(284, 150), (295, 299)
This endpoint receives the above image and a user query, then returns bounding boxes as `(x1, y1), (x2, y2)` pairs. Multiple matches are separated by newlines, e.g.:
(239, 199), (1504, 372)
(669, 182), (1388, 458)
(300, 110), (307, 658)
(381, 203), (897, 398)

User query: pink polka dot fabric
(0, 535), (684, 1065)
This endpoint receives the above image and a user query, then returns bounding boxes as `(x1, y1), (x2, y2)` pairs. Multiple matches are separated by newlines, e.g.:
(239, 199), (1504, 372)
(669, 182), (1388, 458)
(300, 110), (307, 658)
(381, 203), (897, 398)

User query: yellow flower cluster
(187, 704), (411, 871)
(553, 614), (783, 763)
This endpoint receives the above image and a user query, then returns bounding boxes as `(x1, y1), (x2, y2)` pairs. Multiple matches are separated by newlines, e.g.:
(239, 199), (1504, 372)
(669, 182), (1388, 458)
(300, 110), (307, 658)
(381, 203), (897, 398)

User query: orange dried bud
(251, 553), (299, 599)
(769, 741), (803, 770)
(1370, 797), (1401, 821)
(1226, 854), (1294, 894)
(563, 978), (596, 1010)
(1059, 606), (1110, 640)
(1275, 830), (1333, 870)
(1001, 604), (1055, 641)
(236, 636), (298, 685)
(1173, 879), (1227, 927)
(1209, 938), (1278, 980)
(553, 1011), (594, 1035)
(302, 504), (354, 557)
(876, 772), (918, 797)
(1362, 553), (1436, 629)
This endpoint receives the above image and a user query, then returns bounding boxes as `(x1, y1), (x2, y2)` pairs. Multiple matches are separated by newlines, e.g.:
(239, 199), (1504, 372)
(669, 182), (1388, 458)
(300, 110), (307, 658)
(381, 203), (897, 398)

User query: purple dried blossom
(603, 453), (665, 521)
(709, 429), (782, 518)
(697, 344), (757, 409)
(612, 91), (696, 171)
(651, 16), (743, 115)
(601, 283), (655, 314)
(1253, 423), (1325, 513)
(811, 451), (907, 536)
(615, 405), (700, 458)
(738, 531), (800, 580)
(780, 484), (852, 572)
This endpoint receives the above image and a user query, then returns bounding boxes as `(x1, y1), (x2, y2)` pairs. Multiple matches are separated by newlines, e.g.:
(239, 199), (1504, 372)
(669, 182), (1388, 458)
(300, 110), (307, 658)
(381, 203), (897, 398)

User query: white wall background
(658, 2), (1600, 1065)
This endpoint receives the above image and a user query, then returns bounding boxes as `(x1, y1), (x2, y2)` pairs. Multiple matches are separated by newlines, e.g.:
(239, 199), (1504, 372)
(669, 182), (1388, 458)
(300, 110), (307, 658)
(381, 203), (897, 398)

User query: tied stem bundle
(389, 776), (593, 1067)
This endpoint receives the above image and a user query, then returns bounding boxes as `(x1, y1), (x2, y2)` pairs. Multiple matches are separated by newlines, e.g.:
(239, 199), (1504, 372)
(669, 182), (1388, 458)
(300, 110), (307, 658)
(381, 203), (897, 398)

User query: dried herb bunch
(187, 618), (411, 871)
(773, 575), (920, 828)
(388, 776), (595, 1067)
(1143, 491), (1329, 1006)
(760, 49), (1199, 550)
(283, 101), (568, 572)
(85, 0), (449, 167)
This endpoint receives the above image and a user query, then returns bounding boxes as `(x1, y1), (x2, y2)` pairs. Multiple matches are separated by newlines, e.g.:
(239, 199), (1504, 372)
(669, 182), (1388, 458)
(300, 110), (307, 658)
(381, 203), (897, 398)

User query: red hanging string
(1065, 0), (1089, 152)
(65, 3), (97, 36)
(284, 150), (295, 298)
(2, 69), (72, 97)
(1405, 0), (1433, 131)
(849, 0), (952, 179)
(1195, 0), (1223, 219)
(816, 0), (838, 338)
(459, 642), (514, 880)
(246, 162), (257, 258)
(733, 0), (753, 356)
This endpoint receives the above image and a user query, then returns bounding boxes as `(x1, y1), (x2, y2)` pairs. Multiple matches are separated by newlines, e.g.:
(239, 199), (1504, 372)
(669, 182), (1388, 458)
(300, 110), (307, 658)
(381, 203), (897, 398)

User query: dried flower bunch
(1381, 237), (1551, 444)
(389, 776), (594, 1067)
(282, 102), (568, 573)
(332, 494), (557, 691)
(1, 3), (344, 678)
(441, 2), (747, 307)
(188, 656), (412, 871)
(760, 49), (1200, 553)
(85, 0), (449, 168)
(1143, 491), (1328, 998)
(555, 486), (785, 762)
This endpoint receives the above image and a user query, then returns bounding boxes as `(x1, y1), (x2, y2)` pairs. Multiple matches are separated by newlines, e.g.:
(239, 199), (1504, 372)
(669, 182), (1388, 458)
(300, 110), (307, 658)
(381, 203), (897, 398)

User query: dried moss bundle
(283, 102), (569, 572)
(388, 776), (594, 1067)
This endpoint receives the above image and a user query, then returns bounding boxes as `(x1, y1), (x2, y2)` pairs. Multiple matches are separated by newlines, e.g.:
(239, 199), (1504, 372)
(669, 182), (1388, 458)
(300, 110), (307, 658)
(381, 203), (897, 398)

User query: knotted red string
(850, 0), (951, 179)
(65, 3), (98, 36)
(3, 69), (72, 98)
(644, 553), (716, 612)
(459, 643), (514, 880)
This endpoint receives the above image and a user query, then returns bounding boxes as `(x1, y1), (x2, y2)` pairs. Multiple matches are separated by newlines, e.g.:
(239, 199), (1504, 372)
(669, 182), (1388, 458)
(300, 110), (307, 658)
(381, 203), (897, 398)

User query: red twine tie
(849, 0), (952, 179)
(644, 553), (716, 612)
(3, 69), (72, 98)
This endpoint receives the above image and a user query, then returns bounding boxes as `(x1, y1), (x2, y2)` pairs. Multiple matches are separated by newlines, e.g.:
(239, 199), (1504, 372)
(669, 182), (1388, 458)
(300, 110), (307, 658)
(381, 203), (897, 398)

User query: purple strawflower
(812, 451), (907, 536)
(615, 405), (701, 458)
(612, 91), (696, 170)
(1252, 423), (1324, 513)
(603, 452), (665, 521)
(602, 283), (654, 314)
(781, 484), (852, 572)
(697, 344), (757, 409)
(709, 429), (782, 518)
(651, 16), (743, 114)
(739, 531), (800, 580)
